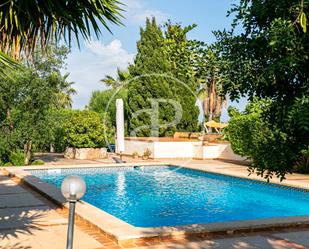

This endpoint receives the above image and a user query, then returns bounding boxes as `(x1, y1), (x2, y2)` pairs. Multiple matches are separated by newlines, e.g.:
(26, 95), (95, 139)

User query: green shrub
(31, 159), (45, 165)
(226, 99), (299, 180)
(63, 110), (114, 148)
(47, 109), (78, 153)
(3, 162), (13, 167)
(10, 150), (25, 166)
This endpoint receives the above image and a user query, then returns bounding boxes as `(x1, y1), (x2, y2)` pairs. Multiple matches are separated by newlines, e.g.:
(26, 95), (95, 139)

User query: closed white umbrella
(116, 99), (125, 154)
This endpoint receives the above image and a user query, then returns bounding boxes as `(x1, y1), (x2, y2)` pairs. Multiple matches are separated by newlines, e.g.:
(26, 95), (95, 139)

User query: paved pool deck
(1, 155), (309, 248)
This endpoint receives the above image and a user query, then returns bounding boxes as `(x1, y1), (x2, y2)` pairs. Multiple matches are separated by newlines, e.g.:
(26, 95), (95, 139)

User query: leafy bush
(48, 109), (78, 152)
(226, 99), (269, 156)
(226, 98), (301, 180)
(31, 159), (45, 165)
(3, 162), (13, 167)
(63, 110), (114, 148)
(10, 150), (25, 166)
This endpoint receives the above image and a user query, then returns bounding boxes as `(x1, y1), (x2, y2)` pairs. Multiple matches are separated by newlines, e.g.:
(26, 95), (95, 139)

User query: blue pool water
(29, 166), (309, 227)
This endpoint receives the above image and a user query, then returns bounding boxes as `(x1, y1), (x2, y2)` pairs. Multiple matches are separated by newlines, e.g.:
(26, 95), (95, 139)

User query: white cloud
(66, 39), (135, 109)
(65, 1), (169, 109)
(131, 9), (168, 24)
(122, 0), (168, 24)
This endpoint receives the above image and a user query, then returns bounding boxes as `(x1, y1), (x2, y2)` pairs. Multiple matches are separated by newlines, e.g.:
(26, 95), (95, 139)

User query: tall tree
(164, 22), (199, 131)
(0, 68), (60, 164)
(30, 44), (76, 108)
(217, 0), (308, 103)
(0, 44), (76, 164)
(200, 46), (227, 122)
(190, 41), (227, 122)
(217, 0), (309, 179)
(127, 18), (176, 137)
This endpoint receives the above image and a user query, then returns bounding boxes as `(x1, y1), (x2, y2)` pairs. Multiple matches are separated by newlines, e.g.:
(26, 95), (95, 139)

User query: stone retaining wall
(64, 148), (107, 160)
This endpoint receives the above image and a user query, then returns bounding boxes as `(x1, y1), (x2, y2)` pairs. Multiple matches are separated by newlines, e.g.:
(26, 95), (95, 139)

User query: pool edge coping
(3, 163), (309, 243)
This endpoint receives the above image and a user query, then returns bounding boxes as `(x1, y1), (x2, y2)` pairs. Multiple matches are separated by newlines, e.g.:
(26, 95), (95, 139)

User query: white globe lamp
(61, 176), (86, 249)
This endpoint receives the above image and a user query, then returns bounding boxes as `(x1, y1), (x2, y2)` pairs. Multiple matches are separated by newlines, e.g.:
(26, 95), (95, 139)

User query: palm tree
(101, 68), (130, 88)
(55, 74), (77, 109)
(0, 0), (123, 67)
(198, 80), (227, 122)
(197, 47), (227, 122)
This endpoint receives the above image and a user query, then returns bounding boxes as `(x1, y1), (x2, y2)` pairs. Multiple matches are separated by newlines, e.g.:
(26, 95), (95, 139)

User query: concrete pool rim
(2, 163), (309, 244)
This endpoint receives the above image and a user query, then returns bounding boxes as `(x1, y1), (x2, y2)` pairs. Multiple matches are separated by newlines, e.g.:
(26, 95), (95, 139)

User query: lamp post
(61, 176), (86, 249)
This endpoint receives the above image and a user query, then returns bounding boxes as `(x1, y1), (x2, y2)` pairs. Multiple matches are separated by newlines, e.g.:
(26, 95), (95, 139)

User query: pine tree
(127, 18), (199, 137)
(127, 18), (176, 137)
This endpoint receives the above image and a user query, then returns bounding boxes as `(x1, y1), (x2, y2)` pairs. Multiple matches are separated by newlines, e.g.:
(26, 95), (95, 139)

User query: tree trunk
(206, 78), (216, 133)
(24, 140), (32, 165)
(50, 143), (55, 153)
(6, 108), (14, 130)
(208, 112), (213, 122)
(209, 78), (215, 122)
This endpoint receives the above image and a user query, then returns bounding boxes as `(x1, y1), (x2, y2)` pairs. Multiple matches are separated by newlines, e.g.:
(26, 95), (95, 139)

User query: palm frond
(101, 75), (117, 87)
(0, 51), (20, 74)
(0, 0), (124, 58)
(101, 67), (130, 88)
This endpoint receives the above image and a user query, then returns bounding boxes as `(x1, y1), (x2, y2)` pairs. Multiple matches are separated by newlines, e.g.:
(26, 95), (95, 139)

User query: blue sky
(66, 0), (246, 121)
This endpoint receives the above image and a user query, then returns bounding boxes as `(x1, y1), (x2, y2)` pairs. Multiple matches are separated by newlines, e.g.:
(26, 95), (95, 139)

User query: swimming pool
(29, 166), (309, 228)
